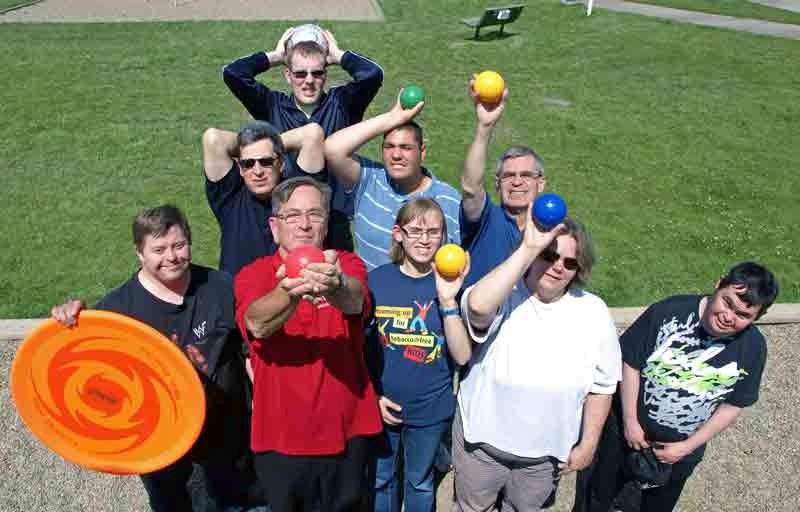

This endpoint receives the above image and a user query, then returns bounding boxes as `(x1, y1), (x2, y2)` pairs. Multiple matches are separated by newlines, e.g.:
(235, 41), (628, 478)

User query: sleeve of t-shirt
(619, 303), (660, 370)
(222, 52), (275, 121)
(351, 155), (379, 200)
(234, 259), (278, 347)
(459, 194), (490, 250)
(338, 250), (372, 321)
(725, 330), (767, 408)
(205, 163), (242, 221)
(460, 284), (507, 344)
(591, 308), (623, 394)
(334, 51), (384, 125)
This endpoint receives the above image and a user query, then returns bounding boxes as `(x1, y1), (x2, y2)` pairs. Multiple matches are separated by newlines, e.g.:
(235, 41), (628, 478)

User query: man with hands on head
(234, 176), (381, 512)
(203, 121), (331, 276)
(453, 205), (621, 511)
(577, 262), (779, 512)
(460, 78), (549, 288)
(324, 92), (461, 271)
(223, 26), (384, 249)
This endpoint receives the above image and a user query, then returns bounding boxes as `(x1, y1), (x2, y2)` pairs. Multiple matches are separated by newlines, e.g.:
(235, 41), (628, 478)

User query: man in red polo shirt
(234, 176), (381, 512)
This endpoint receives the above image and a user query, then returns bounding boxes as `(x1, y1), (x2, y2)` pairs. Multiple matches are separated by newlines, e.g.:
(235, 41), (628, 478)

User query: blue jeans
(374, 420), (450, 512)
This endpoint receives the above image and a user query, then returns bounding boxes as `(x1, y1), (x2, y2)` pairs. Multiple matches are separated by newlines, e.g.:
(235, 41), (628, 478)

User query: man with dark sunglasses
(575, 262), (779, 512)
(459, 79), (550, 289)
(223, 27), (384, 251)
(203, 120), (325, 277)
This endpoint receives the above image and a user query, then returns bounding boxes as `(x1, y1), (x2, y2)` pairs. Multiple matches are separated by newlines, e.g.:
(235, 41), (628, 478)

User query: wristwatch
(439, 304), (460, 318)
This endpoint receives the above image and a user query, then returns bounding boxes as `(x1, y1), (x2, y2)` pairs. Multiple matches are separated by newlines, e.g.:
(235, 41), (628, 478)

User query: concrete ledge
(3, 303), (797, 341)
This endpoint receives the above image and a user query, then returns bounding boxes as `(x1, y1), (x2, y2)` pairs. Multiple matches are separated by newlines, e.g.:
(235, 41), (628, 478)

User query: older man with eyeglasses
(223, 27), (384, 252)
(459, 79), (549, 288)
(234, 176), (382, 512)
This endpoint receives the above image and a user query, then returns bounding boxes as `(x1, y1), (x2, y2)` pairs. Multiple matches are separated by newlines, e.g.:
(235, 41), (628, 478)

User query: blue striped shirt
(352, 156), (461, 271)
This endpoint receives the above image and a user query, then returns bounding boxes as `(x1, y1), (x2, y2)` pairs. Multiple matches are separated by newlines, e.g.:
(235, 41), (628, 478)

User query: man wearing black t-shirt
(576, 262), (779, 512)
(51, 205), (261, 512)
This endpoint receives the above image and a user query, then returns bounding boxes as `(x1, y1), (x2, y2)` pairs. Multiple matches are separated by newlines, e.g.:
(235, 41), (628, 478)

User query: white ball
(287, 24), (329, 54)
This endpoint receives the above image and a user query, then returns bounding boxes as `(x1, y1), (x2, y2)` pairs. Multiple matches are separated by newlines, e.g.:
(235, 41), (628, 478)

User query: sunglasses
(540, 247), (580, 271)
(291, 69), (326, 80)
(239, 156), (278, 170)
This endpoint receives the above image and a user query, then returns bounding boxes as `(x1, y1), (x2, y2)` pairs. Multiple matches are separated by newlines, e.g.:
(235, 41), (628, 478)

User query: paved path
(591, 0), (800, 39)
(749, 0), (800, 13)
(0, 0), (384, 23)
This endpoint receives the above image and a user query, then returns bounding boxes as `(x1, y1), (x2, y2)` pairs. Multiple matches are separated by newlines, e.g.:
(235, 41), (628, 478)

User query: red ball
(285, 246), (325, 278)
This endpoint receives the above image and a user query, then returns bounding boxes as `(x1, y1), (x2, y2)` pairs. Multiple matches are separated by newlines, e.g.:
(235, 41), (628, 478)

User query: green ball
(400, 85), (425, 109)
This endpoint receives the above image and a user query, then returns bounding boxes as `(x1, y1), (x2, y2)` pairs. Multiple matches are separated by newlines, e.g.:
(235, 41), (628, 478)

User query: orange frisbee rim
(11, 310), (206, 475)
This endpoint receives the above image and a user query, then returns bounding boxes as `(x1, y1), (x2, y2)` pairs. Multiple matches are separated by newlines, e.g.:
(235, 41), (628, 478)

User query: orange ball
(435, 244), (467, 279)
(474, 71), (505, 104)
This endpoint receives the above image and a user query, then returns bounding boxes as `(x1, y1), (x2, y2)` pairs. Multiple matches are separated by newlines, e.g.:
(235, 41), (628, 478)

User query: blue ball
(532, 193), (567, 229)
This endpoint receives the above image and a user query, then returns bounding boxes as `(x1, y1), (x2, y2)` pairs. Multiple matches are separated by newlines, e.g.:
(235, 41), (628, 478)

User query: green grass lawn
(627, 0), (800, 25)
(0, 0), (798, 318)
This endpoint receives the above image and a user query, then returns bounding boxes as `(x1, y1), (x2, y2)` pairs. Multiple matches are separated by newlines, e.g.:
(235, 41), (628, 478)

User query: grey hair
(271, 176), (332, 215)
(495, 145), (545, 178)
(236, 121), (286, 160)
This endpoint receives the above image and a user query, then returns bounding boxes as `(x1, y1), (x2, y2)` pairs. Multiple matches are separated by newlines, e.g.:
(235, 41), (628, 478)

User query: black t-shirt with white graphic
(621, 294), (766, 457)
(95, 264), (249, 460)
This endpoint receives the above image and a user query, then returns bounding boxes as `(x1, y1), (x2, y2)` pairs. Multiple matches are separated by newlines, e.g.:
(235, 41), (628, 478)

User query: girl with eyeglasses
(452, 208), (622, 511)
(366, 197), (471, 512)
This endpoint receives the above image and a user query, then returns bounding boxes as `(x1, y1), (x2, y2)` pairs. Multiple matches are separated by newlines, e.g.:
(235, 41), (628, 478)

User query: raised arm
(202, 128), (237, 182)
(222, 27), (295, 120)
(280, 123), (325, 174)
(324, 29), (384, 124)
(467, 205), (563, 330)
(324, 92), (424, 190)
(461, 79), (508, 222)
(433, 253), (473, 365)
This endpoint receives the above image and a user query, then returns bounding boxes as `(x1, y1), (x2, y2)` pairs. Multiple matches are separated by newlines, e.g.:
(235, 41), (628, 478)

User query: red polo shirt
(235, 250), (381, 455)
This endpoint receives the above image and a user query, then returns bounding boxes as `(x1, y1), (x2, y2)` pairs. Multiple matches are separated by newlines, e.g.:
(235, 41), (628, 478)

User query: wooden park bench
(462, 5), (525, 39)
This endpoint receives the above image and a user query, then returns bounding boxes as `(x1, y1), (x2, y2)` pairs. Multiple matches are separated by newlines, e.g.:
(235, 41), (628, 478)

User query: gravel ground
(0, 0), (384, 23)
(2, 324), (798, 511)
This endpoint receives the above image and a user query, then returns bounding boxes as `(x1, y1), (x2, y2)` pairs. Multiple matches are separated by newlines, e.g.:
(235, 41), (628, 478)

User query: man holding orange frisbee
(51, 205), (262, 512)
(459, 79), (549, 288)
(235, 177), (381, 512)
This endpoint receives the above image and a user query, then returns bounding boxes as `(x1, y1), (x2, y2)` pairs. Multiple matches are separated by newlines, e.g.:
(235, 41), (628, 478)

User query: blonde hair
(389, 198), (447, 264)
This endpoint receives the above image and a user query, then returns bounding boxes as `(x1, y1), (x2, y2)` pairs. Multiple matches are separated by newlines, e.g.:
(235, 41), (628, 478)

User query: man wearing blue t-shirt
(460, 81), (548, 288)
(202, 121), (325, 277)
(324, 94), (461, 271)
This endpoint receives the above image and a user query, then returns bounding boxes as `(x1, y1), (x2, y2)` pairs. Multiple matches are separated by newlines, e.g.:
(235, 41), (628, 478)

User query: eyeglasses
(291, 69), (327, 80)
(399, 226), (443, 240)
(540, 247), (580, 271)
(275, 209), (327, 225)
(499, 171), (543, 182)
(240, 156), (278, 170)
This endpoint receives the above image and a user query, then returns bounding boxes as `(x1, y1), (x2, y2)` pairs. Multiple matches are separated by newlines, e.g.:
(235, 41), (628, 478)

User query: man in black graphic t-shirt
(51, 205), (261, 512)
(575, 261), (778, 512)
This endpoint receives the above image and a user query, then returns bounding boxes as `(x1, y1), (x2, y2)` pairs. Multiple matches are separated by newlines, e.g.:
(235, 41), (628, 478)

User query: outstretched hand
(433, 252), (471, 305)
(469, 77), (508, 128)
(391, 89), (425, 122)
(522, 202), (566, 256)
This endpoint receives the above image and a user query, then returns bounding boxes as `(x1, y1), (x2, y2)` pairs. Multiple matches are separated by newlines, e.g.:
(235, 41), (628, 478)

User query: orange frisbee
(10, 310), (206, 475)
